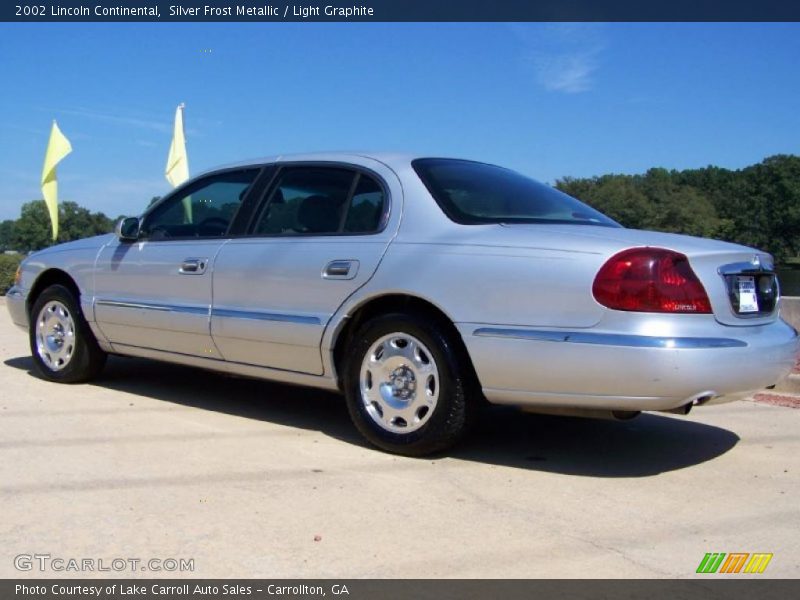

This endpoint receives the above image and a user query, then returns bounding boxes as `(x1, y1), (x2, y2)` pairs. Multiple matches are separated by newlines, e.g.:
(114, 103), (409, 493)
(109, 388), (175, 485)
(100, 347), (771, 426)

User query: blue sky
(0, 22), (798, 220)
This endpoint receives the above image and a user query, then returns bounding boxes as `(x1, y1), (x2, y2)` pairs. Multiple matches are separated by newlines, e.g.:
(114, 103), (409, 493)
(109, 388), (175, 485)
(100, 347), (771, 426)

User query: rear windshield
(412, 158), (619, 227)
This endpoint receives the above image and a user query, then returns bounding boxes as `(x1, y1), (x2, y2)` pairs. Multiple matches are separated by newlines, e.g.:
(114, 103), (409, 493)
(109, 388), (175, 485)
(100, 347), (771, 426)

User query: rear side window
(344, 175), (384, 233)
(412, 158), (619, 227)
(253, 167), (385, 236)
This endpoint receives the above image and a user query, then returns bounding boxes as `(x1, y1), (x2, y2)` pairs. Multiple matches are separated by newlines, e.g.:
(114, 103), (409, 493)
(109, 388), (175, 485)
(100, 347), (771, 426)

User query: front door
(93, 168), (261, 358)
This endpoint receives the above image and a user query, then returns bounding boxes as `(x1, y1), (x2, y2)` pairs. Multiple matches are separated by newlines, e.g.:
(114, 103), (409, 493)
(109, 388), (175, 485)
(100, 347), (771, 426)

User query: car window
(142, 169), (259, 240)
(254, 167), (384, 236)
(344, 175), (385, 233)
(412, 158), (619, 227)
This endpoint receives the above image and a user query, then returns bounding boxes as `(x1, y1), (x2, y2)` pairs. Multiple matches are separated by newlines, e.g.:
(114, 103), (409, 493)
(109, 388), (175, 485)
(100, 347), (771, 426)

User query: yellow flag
(165, 104), (192, 223)
(40, 120), (72, 241)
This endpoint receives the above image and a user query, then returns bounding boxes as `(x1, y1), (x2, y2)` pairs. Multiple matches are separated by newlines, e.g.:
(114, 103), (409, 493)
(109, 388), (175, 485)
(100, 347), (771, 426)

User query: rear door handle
(179, 258), (208, 275)
(323, 260), (359, 280)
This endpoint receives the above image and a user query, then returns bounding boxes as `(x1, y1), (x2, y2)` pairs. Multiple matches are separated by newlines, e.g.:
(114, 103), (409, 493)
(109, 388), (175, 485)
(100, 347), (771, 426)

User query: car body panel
(356, 240), (607, 328)
(458, 318), (798, 410)
(5, 286), (27, 329)
(8, 152), (799, 416)
(9, 234), (113, 337)
(93, 238), (226, 358)
(212, 237), (391, 374)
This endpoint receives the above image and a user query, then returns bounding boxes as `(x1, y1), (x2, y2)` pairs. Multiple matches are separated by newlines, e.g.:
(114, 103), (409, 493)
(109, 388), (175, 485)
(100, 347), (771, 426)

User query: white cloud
(510, 23), (606, 94)
(36, 106), (208, 137)
(54, 107), (172, 133)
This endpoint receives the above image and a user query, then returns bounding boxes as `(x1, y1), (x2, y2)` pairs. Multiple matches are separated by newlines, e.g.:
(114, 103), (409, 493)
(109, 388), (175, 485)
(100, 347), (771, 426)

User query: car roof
(200, 152), (424, 177)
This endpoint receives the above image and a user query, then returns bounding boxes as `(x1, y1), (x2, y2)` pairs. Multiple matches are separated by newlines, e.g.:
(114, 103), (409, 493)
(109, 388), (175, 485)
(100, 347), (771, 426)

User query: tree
(557, 174), (656, 230)
(0, 253), (21, 294)
(0, 220), (15, 252)
(11, 200), (115, 253)
(557, 155), (800, 263)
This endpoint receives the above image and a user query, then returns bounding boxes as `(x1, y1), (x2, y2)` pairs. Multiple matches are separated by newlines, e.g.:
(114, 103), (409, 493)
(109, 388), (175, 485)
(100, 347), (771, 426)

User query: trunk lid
(492, 224), (780, 327)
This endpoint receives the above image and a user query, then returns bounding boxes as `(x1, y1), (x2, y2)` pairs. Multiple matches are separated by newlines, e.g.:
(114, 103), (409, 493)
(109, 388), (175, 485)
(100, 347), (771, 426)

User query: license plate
(736, 276), (759, 313)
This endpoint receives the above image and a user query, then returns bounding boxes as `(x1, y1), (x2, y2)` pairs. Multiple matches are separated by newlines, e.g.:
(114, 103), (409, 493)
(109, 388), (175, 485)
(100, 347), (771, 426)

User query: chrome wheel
(359, 332), (440, 433)
(35, 300), (76, 371)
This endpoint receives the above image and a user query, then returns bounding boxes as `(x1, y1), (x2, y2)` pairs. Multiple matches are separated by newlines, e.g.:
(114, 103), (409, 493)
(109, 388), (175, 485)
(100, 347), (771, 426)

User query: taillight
(592, 248), (712, 314)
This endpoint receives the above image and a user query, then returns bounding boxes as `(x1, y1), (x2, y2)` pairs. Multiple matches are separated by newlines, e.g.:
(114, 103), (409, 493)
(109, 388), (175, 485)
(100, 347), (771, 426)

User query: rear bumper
(5, 286), (28, 330)
(459, 319), (800, 412)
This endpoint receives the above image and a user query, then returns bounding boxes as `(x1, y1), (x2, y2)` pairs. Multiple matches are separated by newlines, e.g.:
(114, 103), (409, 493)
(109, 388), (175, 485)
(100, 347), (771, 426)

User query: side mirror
(116, 217), (140, 242)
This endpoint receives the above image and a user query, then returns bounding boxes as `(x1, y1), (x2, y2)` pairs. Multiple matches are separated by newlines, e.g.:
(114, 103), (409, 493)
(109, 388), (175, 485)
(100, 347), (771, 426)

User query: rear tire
(29, 284), (107, 383)
(343, 312), (478, 456)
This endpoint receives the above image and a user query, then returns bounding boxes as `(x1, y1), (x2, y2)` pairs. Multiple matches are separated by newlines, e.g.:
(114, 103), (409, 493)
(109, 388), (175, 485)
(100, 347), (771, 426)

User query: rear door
(210, 161), (400, 374)
(93, 168), (262, 357)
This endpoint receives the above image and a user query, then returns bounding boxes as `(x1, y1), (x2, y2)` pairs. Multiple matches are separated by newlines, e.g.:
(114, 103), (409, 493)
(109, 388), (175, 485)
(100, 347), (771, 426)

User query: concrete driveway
(1, 303), (798, 578)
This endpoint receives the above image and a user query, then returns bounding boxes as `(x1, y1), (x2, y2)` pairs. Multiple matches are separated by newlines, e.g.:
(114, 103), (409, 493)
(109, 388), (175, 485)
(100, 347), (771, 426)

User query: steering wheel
(196, 217), (229, 236)
(148, 225), (172, 240)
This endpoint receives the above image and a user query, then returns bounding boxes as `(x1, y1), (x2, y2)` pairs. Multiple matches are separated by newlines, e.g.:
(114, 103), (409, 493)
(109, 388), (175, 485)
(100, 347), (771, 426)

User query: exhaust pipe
(521, 407), (641, 421)
(657, 393), (718, 415)
(659, 404), (693, 415)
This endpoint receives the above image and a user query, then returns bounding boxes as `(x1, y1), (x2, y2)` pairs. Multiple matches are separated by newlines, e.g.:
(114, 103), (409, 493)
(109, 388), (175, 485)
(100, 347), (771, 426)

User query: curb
(752, 392), (800, 409)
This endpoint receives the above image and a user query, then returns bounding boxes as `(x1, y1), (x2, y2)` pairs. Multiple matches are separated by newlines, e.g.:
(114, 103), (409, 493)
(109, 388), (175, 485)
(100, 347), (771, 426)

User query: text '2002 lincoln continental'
(7, 153), (799, 455)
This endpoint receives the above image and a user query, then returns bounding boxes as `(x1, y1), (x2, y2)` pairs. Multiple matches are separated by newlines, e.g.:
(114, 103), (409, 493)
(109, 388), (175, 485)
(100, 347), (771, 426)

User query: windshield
(412, 158), (619, 227)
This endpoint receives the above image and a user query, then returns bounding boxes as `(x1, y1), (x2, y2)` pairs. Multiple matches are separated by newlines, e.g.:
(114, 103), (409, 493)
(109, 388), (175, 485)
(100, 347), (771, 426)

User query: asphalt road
(1, 301), (798, 579)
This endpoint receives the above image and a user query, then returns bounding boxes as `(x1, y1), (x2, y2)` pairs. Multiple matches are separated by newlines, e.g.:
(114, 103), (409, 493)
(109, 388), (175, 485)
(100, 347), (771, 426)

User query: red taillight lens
(592, 248), (712, 313)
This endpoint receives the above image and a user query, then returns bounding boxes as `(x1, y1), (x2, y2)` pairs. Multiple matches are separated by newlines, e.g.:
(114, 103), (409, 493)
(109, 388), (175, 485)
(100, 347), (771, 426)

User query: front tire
(29, 284), (107, 383)
(343, 312), (477, 456)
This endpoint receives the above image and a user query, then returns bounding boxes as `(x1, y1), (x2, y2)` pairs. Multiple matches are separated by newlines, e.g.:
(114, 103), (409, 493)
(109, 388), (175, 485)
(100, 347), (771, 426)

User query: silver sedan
(6, 153), (799, 455)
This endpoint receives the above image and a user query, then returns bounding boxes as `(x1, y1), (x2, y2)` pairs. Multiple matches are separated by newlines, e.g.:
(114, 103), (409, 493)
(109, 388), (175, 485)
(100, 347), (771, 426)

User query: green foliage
(557, 154), (800, 263)
(0, 253), (22, 295)
(0, 220), (15, 252)
(10, 200), (115, 253)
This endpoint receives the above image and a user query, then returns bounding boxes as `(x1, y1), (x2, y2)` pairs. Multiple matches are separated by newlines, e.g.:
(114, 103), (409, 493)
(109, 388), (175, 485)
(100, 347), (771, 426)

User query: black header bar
(3, 0), (800, 22)
(3, 579), (800, 600)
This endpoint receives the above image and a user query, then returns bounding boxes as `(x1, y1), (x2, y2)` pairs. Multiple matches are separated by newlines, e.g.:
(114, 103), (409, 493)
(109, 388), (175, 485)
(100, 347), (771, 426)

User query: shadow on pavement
(4, 354), (739, 477)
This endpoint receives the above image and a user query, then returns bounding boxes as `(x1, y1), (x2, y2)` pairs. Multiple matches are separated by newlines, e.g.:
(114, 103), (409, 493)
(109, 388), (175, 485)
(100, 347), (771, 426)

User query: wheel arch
(27, 269), (81, 316)
(330, 293), (481, 392)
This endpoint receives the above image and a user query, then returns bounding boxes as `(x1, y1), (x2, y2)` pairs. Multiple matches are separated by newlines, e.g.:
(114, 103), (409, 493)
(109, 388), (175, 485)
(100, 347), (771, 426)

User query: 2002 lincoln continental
(6, 153), (799, 455)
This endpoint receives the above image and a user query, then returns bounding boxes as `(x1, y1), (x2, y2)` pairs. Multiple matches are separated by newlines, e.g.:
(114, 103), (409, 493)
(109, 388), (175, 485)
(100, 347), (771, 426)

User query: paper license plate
(736, 275), (759, 313)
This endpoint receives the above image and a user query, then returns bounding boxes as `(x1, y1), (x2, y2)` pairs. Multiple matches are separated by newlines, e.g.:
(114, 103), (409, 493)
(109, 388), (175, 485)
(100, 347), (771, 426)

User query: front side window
(141, 169), (259, 239)
(253, 167), (385, 236)
(412, 158), (619, 227)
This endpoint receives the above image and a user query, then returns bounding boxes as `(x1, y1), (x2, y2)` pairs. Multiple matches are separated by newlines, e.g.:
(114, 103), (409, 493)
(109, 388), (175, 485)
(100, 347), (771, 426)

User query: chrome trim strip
(211, 308), (320, 325)
(472, 327), (748, 349)
(95, 299), (208, 315)
(95, 300), (321, 325)
(170, 305), (210, 316)
(718, 259), (774, 275)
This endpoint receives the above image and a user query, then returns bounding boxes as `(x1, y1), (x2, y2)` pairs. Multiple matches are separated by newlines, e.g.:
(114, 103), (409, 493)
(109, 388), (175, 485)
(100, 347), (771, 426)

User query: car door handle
(323, 260), (359, 280)
(179, 258), (208, 275)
